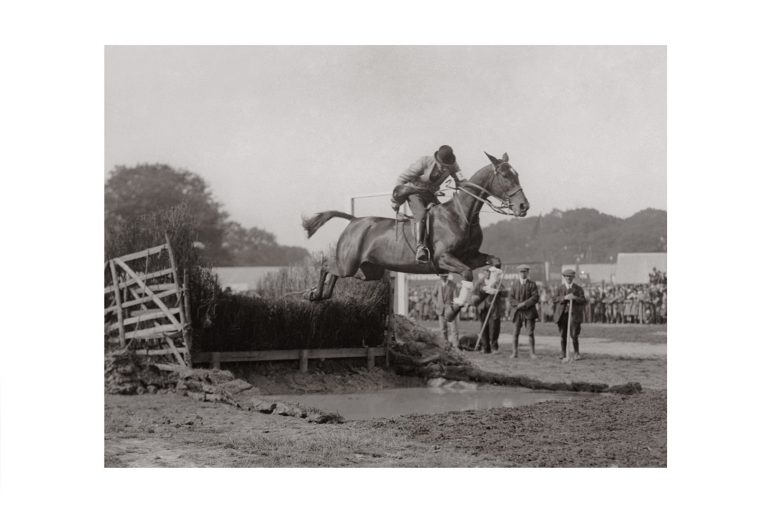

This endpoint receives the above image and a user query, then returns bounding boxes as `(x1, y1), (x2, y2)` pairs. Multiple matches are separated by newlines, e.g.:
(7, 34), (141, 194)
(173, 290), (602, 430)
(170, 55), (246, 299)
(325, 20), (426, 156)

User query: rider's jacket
(396, 155), (464, 192)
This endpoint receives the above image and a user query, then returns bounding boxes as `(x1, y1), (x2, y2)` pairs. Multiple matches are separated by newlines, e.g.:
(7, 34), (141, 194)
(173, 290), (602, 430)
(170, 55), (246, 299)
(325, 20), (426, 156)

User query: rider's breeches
(406, 192), (437, 222)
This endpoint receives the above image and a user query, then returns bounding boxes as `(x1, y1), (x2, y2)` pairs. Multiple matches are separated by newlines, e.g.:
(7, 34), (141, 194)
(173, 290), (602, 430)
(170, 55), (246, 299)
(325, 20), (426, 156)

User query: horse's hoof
(303, 289), (318, 301)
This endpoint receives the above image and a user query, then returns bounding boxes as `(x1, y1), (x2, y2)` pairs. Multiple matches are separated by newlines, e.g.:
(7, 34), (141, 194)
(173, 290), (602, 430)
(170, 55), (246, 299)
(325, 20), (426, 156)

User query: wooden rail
(104, 240), (190, 366)
(192, 346), (386, 372)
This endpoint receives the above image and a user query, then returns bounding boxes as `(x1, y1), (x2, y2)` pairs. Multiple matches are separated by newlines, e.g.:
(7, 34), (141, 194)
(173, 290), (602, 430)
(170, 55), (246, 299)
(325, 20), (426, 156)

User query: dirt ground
(432, 320), (667, 389)
(104, 323), (666, 467)
(105, 390), (665, 467)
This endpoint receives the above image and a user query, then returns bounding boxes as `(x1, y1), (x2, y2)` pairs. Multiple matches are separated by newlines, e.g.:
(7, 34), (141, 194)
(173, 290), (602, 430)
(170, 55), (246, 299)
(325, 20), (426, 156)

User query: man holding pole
(508, 264), (540, 359)
(553, 268), (587, 361)
(475, 263), (507, 353)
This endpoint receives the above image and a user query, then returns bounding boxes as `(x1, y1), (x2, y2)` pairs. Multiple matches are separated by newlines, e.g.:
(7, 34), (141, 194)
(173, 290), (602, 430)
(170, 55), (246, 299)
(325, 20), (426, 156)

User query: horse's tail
(302, 210), (356, 238)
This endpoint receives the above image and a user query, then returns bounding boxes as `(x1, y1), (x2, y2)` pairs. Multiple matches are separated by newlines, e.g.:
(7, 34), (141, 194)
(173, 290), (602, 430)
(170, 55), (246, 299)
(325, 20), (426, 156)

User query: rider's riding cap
(435, 145), (456, 166)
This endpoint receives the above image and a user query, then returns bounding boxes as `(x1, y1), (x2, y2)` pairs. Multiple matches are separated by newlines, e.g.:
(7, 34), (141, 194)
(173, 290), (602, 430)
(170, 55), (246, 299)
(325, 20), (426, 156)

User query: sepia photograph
(104, 45), (667, 468)
(4, 2), (768, 511)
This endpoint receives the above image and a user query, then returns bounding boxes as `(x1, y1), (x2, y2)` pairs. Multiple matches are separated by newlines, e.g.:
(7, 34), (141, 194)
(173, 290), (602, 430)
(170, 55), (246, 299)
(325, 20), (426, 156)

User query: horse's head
(483, 151), (530, 217)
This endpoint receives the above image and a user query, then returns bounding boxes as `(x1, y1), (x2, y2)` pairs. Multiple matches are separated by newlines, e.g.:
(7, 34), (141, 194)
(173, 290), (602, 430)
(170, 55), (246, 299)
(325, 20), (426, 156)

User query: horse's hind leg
(323, 274), (338, 299)
(315, 268), (328, 299)
(357, 262), (385, 281)
(307, 268), (332, 301)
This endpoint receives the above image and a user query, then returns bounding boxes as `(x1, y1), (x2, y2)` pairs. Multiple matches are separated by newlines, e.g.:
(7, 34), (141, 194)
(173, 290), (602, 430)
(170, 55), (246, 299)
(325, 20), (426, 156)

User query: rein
(448, 179), (523, 219)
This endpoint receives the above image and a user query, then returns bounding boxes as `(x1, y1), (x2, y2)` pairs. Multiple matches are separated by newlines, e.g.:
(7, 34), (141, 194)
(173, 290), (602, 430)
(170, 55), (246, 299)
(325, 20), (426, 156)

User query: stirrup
(416, 246), (430, 264)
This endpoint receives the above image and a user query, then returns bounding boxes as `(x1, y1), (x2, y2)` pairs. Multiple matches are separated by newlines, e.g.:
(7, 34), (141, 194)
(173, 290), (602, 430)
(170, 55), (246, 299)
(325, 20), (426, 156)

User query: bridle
(447, 163), (525, 222)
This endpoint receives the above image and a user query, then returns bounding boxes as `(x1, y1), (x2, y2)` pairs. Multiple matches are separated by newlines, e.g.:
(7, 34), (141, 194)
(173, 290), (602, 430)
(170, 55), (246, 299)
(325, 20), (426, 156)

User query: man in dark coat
(553, 268), (587, 360)
(433, 273), (458, 347)
(508, 264), (540, 359)
(475, 265), (507, 353)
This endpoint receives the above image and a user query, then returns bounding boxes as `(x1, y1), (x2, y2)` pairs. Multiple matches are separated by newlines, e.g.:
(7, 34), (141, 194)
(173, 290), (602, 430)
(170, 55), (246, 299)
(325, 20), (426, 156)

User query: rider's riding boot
(415, 219), (429, 264)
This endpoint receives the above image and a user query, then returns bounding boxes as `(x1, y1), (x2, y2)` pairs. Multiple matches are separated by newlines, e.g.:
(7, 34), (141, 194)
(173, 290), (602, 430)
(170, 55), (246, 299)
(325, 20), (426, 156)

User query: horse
(301, 151), (530, 300)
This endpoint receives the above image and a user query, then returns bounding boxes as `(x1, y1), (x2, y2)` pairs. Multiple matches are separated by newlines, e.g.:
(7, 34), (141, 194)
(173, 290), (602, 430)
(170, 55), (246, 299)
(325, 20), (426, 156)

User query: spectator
(553, 269), (587, 361)
(475, 265), (507, 353)
(433, 273), (459, 348)
(508, 264), (540, 359)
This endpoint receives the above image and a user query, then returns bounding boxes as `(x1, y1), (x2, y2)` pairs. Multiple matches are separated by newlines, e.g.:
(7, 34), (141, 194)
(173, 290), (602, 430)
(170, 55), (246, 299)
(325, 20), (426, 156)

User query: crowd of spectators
(538, 282), (667, 324)
(407, 269), (667, 325)
(408, 287), (481, 322)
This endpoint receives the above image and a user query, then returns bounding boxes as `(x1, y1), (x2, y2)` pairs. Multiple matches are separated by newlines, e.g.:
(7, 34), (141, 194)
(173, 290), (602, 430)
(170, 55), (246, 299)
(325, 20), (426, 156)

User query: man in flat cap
(391, 145), (464, 263)
(553, 269), (587, 360)
(475, 263), (507, 353)
(508, 264), (540, 358)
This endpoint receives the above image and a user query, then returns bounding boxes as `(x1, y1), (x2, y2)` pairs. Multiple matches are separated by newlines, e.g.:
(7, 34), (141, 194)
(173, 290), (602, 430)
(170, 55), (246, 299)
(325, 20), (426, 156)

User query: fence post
(386, 273), (396, 367)
(108, 259), (127, 347)
(182, 268), (194, 363)
(299, 350), (309, 373)
(165, 233), (191, 366)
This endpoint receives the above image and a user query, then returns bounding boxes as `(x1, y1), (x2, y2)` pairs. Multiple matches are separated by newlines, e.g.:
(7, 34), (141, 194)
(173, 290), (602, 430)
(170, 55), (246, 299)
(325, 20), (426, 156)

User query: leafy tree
(105, 164), (230, 262)
(105, 163), (310, 266)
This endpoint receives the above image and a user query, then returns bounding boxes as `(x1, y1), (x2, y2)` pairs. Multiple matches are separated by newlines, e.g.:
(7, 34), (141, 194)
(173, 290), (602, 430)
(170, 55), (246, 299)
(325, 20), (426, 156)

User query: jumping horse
(301, 151), (530, 300)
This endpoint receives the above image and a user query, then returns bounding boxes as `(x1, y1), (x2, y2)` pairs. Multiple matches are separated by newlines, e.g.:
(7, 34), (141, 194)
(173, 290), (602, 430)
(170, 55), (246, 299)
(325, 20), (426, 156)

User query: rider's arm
(443, 164), (464, 188)
(450, 164), (464, 183)
(396, 156), (429, 185)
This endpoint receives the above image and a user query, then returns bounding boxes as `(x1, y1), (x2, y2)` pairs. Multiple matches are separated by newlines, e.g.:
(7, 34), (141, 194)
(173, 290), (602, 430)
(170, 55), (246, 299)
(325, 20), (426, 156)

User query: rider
(391, 145), (464, 263)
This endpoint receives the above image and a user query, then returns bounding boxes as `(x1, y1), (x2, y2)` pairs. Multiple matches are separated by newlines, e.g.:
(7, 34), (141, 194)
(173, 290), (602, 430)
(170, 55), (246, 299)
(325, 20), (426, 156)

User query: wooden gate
(104, 236), (191, 366)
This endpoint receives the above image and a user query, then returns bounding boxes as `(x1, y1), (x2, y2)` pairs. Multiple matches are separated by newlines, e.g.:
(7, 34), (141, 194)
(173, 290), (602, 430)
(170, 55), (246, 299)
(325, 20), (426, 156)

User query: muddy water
(265, 386), (578, 420)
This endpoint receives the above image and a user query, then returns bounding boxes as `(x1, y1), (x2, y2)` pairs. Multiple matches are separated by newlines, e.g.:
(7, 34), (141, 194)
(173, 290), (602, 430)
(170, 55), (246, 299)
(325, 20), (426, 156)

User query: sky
(105, 46), (666, 251)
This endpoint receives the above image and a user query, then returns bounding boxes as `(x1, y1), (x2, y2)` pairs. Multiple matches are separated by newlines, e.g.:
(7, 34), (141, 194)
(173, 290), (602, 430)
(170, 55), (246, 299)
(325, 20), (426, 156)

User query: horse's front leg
(464, 252), (501, 269)
(436, 252), (472, 274)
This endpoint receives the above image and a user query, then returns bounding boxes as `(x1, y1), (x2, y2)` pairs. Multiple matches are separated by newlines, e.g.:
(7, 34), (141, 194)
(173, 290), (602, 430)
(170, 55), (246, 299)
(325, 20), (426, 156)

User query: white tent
(615, 253), (667, 284)
(212, 266), (286, 292)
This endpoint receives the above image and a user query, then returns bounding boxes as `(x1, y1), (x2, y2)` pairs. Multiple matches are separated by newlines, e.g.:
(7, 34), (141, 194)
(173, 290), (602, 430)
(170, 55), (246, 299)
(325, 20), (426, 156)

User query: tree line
(480, 207), (667, 267)
(104, 163), (309, 266)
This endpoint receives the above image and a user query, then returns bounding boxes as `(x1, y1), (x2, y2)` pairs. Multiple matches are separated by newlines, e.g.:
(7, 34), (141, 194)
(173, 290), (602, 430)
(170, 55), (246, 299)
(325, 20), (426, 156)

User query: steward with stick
(475, 264), (507, 353)
(553, 268), (587, 361)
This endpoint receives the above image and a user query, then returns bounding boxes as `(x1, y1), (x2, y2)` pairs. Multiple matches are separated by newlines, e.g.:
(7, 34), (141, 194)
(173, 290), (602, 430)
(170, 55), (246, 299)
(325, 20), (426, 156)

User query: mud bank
(105, 390), (666, 467)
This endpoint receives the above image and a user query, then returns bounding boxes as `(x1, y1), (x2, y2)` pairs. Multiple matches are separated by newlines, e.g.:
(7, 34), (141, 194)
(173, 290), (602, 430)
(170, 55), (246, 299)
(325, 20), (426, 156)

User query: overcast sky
(105, 46), (666, 251)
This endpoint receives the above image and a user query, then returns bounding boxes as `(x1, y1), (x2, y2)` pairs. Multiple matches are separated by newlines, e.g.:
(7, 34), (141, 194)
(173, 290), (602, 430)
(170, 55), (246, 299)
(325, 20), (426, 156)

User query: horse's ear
(502, 152), (509, 162)
(484, 151), (500, 166)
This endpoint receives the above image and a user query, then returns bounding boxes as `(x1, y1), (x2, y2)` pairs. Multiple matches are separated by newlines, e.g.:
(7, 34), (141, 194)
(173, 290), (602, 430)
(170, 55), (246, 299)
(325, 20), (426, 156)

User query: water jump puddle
(264, 386), (577, 420)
